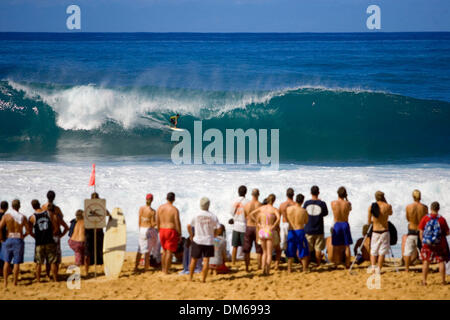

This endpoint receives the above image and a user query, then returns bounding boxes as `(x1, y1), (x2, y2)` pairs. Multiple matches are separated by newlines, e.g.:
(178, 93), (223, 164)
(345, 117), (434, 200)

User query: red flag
(89, 163), (96, 186)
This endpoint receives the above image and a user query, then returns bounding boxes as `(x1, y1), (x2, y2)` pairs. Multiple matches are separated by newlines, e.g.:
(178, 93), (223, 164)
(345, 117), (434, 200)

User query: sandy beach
(2, 253), (448, 300)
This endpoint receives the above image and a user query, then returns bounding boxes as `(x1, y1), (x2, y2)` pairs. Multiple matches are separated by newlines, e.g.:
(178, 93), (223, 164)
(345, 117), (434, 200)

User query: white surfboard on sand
(103, 207), (127, 279)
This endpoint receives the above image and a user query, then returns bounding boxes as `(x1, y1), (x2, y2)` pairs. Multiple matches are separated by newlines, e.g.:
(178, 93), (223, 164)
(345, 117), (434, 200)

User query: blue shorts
(286, 229), (309, 259)
(332, 222), (353, 246)
(1, 238), (24, 264)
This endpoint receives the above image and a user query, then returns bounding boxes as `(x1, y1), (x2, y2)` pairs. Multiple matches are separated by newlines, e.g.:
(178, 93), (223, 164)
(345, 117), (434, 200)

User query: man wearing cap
(367, 190), (393, 272)
(188, 197), (221, 282)
(134, 193), (159, 272)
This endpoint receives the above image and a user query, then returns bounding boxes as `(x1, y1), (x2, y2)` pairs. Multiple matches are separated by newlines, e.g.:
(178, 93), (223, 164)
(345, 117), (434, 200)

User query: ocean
(0, 32), (449, 261)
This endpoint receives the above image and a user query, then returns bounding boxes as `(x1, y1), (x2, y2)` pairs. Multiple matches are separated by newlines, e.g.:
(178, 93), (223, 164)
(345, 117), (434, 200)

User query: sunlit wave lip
(5, 79), (393, 131)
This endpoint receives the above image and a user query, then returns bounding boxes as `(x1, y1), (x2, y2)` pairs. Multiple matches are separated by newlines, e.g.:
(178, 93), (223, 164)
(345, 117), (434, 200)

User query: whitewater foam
(7, 80), (284, 131)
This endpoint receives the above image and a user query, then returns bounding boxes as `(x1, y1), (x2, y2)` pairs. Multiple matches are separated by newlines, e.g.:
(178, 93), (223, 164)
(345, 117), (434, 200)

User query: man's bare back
(286, 205), (308, 230)
(140, 205), (156, 229)
(331, 199), (352, 223)
(244, 200), (262, 227)
(42, 203), (68, 237)
(406, 202), (428, 231)
(71, 219), (86, 242)
(368, 201), (392, 231)
(157, 203), (181, 234)
(279, 199), (295, 223)
(1, 214), (28, 239)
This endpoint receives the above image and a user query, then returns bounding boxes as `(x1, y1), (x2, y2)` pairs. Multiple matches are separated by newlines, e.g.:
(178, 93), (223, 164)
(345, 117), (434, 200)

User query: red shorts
(159, 228), (179, 253)
(420, 244), (449, 263)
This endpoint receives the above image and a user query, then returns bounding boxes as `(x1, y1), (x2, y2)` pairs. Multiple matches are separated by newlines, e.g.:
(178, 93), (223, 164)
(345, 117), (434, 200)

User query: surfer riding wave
(169, 114), (180, 128)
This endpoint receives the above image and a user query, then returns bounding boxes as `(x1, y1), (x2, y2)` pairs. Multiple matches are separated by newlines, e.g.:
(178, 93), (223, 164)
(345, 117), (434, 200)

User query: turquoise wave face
(0, 81), (449, 163)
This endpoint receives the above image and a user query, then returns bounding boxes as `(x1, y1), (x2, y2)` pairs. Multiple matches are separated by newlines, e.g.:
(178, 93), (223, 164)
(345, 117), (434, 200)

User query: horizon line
(0, 31), (449, 34)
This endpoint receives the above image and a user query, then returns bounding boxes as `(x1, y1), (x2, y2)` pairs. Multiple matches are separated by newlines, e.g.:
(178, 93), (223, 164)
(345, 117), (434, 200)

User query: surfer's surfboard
(166, 125), (185, 132)
(103, 207), (126, 279)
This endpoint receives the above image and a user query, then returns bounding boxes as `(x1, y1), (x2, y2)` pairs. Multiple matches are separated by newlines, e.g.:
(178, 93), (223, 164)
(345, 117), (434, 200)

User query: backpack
(422, 214), (441, 246)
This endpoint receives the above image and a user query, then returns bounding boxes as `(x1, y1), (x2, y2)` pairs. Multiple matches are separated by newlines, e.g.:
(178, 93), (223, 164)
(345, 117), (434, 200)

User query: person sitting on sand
(135, 193), (159, 272)
(303, 185), (328, 267)
(210, 224), (230, 275)
(330, 186), (353, 269)
(243, 188), (263, 272)
(249, 194), (280, 276)
(353, 224), (371, 264)
(229, 185), (249, 265)
(68, 210), (88, 276)
(419, 201), (449, 286)
(368, 191), (393, 273)
(403, 189), (428, 272)
(188, 197), (221, 282)
(29, 200), (59, 282)
(0, 199), (30, 288)
(157, 192), (181, 274)
(286, 193), (309, 273)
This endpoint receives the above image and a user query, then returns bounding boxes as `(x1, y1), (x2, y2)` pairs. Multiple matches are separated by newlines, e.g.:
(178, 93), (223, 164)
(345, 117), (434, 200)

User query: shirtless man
(0, 201), (8, 275)
(368, 191), (393, 272)
(0, 199), (30, 288)
(243, 189), (262, 272)
(278, 188), (295, 264)
(249, 194), (280, 275)
(68, 210), (88, 276)
(135, 194), (158, 272)
(230, 186), (249, 265)
(404, 189), (428, 272)
(330, 186), (353, 268)
(29, 200), (59, 282)
(156, 192), (181, 274)
(42, 190), (69, 274)
(286, 194), (309, 273)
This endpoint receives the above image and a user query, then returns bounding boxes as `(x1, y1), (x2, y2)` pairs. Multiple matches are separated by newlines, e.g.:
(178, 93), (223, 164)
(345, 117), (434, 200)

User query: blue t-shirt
(303, 199), (328, 235)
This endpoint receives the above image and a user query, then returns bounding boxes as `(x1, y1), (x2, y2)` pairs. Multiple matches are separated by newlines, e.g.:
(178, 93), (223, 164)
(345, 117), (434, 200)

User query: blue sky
(0, 0), (449, 32)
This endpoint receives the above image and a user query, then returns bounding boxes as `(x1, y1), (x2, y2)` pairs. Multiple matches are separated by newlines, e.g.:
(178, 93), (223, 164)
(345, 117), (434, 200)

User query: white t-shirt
(191, 210), (220, 246)
(230, 197), (249, 233)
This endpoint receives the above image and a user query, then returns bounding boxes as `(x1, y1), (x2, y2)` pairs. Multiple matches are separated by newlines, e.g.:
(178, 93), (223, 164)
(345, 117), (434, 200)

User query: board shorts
(191, 241), (214, 259)
(404, 235), (419, 257)
(242, 226), (262, 254)
(232, 230), (245, 247)
(1, 238), (24, 264)
(35, 243), (58, 264)
(306, 233), (325, 252)
(68, 239), (85, 266)
(286, 229), (309, 259)
(420, 244), (449, 263)
(138, 227), (158, 254)
(370, 230), (390, 256)
(332, 222), (353, 246)
(280, 222), (290, 250)
(159, 228), (179, 253)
